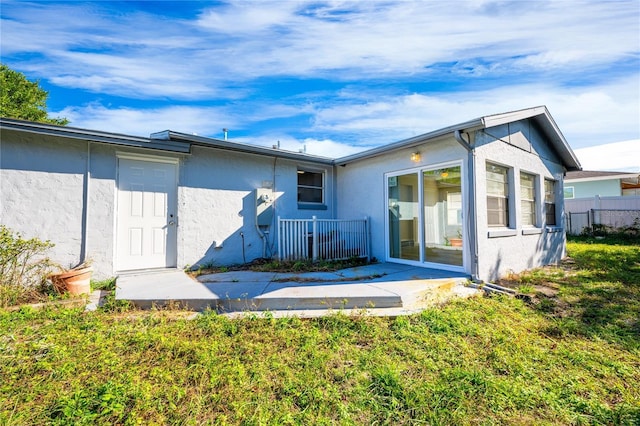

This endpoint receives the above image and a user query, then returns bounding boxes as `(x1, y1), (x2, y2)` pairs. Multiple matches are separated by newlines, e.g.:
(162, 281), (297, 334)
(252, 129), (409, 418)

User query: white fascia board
(566, 174), (640, 183)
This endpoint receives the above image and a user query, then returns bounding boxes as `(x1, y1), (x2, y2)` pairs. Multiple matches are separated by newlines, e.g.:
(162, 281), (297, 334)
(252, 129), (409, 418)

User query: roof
(0, 117), (333, 164)
(565, 170), (640, 183)
(2, 106), (582, 171)
(335, 106), (582, 171)
(0, 117), (191, 153)
(151, 130), (334, 165)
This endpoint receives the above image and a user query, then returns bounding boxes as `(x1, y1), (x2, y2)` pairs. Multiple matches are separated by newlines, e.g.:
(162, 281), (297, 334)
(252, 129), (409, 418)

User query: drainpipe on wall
(80, 141), (91, 264)
(454, 130), (480, 281)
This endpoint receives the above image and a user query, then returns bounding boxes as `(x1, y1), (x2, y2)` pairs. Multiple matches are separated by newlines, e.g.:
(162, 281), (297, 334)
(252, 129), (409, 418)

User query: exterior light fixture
(410, 152), (421, 162)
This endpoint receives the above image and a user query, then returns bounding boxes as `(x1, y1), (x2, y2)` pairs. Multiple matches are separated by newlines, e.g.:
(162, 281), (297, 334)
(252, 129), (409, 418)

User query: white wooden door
(116, 158), (178, 271)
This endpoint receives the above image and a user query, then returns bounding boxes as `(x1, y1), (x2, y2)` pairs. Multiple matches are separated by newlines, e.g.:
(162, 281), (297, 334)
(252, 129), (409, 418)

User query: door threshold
(117, 267), (180, 276)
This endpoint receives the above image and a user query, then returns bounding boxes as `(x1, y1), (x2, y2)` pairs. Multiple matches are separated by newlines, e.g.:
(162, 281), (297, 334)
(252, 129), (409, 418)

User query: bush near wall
(0, 225), (55, 306)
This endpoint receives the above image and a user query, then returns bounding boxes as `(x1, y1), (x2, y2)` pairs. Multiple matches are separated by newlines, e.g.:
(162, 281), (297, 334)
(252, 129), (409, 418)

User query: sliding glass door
(387, 164), (464, 269)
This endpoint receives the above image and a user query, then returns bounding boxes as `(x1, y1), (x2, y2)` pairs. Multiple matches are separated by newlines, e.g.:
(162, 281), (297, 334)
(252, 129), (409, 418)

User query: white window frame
(544, 179), (557, 226)
(297, 168), (325, 206)
(486, 163), (510, 228)
(520, 171), (537, 227)
(563, 186), (575, 199)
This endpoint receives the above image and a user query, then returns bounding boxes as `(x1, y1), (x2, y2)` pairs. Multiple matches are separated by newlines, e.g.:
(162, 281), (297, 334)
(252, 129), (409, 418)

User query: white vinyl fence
(278, 216), (370, 262)
(565, 195), (640, 235)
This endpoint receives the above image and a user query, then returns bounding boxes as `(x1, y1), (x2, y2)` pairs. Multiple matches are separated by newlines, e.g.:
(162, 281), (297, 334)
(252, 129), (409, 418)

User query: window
(544, 179), (556, 226)
(520, 172), (536, 226)
(486, 163), (509, 227)
(297, 169), (324, 204)
(563, 186), (575, 199)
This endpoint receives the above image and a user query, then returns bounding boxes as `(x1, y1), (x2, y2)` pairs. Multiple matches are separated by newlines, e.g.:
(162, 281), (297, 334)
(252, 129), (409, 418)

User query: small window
(486, 163), (509, 227)
(545, 179), (556, 226)
(298, 169), (324, 204)
(563, 186), (575, 199)
(520, 172), (536, 226)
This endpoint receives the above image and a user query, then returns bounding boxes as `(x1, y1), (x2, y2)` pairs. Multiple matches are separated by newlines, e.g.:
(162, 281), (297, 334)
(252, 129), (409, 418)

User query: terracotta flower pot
(449, 238), (462, 247)
(51, 266), (93, 295)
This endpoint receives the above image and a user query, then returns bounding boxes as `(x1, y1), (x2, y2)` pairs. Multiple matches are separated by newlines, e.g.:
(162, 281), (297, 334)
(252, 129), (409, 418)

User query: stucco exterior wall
(473, 120), (566, 281)
(178, 146), (335, 269)
(1, 131), (87, 272)
(1, 130), (334, 279)
(336, 136), (467, 267)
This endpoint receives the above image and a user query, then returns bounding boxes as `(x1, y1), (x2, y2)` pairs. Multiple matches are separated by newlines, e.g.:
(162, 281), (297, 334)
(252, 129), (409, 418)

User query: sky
(1, 0), (639, 170)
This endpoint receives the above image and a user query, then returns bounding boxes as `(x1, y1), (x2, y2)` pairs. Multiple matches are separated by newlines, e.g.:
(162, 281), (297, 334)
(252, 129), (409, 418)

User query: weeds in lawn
(1, 237), (638, 424)
(189, 257), (370, 277)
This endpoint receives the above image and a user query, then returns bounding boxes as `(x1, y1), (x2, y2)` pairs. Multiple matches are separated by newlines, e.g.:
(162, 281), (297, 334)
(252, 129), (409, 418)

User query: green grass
(1, 239), (639, 425)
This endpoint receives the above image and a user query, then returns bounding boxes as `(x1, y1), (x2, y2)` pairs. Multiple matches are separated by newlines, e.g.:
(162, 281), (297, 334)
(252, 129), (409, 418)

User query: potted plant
(50, 261), (93, 295)
(449, 230), (463, 247)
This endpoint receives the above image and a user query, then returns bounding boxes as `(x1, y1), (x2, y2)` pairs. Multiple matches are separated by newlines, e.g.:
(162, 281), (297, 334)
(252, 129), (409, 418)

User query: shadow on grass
(538, 238), (640, 351)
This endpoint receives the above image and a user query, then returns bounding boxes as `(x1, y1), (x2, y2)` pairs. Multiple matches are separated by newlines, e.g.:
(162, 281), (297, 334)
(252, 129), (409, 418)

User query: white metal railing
(278, 216), (370, 262)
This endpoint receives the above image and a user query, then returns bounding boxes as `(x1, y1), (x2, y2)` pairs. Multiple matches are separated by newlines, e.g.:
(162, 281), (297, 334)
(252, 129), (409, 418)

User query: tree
(0, 64), (68, 125)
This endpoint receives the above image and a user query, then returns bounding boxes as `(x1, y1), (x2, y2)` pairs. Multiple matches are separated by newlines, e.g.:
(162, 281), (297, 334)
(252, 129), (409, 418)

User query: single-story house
(0, 106), (581, 283)
(564, 170), (640, 198)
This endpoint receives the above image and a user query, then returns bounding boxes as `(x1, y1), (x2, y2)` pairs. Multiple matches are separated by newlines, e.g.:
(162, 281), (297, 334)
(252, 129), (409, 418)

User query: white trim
(522, 228), (543, 235)
(565, 174), (639, 183)
(116, 151), (180, 164)
(384, 159), (467, 273)
(114, 156), (179, 272)
(488, 229), (518, 238)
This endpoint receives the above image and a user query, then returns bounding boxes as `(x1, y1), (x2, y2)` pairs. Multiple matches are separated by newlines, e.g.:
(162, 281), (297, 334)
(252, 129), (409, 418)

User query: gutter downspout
(81, 141), (91, 264)
(454, 130), (479, 281)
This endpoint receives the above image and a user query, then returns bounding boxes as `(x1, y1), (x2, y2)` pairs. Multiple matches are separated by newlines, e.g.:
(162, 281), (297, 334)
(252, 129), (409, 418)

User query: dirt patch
(496, 257), (579, 317)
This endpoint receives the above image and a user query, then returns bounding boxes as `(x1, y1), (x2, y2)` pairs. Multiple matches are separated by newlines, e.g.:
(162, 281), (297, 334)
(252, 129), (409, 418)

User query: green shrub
(0, 225), (55, 306)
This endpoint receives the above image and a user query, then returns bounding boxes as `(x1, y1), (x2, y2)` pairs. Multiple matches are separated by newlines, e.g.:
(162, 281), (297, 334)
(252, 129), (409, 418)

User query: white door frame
(384, 160), (467, 273)
(114, 152), (179, 272)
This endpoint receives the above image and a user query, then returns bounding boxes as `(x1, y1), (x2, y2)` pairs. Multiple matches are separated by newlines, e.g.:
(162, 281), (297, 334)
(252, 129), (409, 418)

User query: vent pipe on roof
(222, 128), (228, 141)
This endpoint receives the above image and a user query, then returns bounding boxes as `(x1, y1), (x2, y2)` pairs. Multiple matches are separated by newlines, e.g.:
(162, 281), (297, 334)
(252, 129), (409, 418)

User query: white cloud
(310, 74), (640, 148)
(55, 104), (238, 137)
(3, 1), (638, 88)
(574, 140), (640, 172)
(4, 0), (637, 152)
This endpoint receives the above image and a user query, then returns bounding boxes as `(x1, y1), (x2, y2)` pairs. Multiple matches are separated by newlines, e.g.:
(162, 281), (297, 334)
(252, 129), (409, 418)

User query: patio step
(116, 267), (475, 316)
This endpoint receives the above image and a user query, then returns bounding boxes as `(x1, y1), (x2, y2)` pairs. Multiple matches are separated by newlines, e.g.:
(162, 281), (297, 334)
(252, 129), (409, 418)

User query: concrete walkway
(116, 263), (478, 317)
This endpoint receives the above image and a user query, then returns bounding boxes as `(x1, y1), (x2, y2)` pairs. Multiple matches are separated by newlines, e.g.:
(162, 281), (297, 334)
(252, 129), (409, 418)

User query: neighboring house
(0, 106), (581, 283)
(564, 170), (640, 235)
(564, 170), (640, 198)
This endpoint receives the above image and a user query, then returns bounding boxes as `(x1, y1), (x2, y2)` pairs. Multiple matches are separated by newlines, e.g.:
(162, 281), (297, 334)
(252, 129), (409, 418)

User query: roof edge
(157, 130), (335, 165)
(334, 117), (484, 165)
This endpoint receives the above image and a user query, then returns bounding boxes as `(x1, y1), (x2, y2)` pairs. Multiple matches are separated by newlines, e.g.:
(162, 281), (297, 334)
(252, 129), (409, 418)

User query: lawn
(1, 238), (639, 425)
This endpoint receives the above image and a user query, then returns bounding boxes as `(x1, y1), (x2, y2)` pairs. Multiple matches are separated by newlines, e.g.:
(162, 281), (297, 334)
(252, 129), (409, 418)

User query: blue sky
(1, 0), (639, 169)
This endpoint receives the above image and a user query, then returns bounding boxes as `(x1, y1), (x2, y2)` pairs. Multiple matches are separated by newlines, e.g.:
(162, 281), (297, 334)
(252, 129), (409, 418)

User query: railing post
(365, 216), (370, 262)
(277, 216), (282, 260)
(312, 216), (318, 261)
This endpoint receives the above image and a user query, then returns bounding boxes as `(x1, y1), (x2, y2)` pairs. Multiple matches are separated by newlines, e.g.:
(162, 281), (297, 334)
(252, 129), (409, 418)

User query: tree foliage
(0, 63), (69, 125)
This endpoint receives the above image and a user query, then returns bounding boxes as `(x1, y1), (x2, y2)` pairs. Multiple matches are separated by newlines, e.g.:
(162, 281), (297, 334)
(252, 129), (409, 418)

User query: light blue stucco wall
(1, 129), (332, 279)
(566, 180), (621, 198)
(336, 118), (568, 282)
(473, 119), (566, 281)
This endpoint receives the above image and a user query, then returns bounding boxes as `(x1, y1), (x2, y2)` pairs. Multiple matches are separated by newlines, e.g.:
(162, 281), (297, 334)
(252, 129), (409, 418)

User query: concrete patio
(115, 263), (478, 317)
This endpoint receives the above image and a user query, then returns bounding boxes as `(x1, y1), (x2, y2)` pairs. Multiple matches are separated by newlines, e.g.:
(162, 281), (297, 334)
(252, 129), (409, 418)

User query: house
(564, 170), (640, 198)
(0, 106), (581, 283)
(563, 171), (640, 235)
